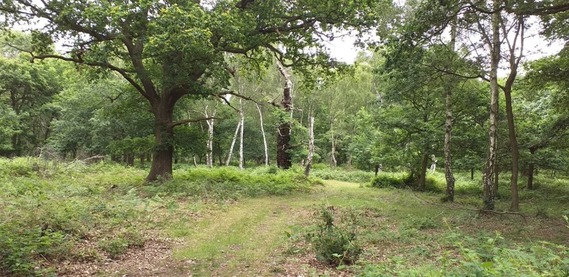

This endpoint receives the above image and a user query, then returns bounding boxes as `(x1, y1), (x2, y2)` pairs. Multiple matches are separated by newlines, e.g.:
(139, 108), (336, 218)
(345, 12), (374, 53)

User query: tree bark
(501, 15), (525, 212)
(444, 16), (457, 202)
(304, 114), (315, 176)
(527, 148), (537, 190)
(256, 103), (269, 166)
(238, 98), (245, 169)
(482, 0), (501, 210)
(147, 100), (175, 182)
(418, 152), (429, 190)
(226, 119), (241, 166)
(205, 105), (216, 168)
(276, 62), (293, 169)
(330, 130), (338, 168)
(504, 86), (520, 210)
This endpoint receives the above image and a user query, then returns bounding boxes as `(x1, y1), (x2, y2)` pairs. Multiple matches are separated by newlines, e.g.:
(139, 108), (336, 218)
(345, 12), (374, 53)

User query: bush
(0, 225), (69, 276)
(370, 172), (412, 188)
(308, 207), (362, 266)
(312, 167), (375, 183)
(451, 234), (569, 276)
(150, 166), (321, 200)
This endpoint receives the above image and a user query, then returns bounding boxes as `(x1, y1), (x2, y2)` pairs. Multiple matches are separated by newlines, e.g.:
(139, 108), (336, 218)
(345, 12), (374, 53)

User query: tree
(0, 0), (388, 181)
(0, 56), (61, 156)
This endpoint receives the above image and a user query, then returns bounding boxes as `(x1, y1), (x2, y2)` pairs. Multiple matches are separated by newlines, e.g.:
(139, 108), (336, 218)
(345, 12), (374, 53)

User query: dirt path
(168, 180), (377, 276)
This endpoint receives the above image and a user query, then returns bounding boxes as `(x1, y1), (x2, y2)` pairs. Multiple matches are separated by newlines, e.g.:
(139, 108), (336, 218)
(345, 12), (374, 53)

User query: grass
(1, 157), (568, 276)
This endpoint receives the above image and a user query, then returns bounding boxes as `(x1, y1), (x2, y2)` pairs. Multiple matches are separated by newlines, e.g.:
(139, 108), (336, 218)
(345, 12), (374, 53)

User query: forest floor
(58, 180), (569, 277)
(2, 160), (568, 276)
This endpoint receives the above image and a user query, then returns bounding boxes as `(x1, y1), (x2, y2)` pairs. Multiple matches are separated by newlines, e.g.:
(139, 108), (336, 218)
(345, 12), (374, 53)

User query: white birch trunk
(304, 114), (315, 177)
(330, 131), (337, 168)
(256, 103), (269, 166)
(238, 98), (245, 169)
(226, 120), (241, 166)
(205, 105), (216, 168)
(483, 0), (501, 210)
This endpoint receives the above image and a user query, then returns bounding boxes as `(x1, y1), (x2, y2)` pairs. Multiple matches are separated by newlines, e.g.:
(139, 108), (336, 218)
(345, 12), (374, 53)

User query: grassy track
(163, 179), (569, 276)
(169, 180), (380, 276)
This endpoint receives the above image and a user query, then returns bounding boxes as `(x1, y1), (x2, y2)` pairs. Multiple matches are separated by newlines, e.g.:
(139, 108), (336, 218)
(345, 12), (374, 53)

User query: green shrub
(451, 234), (569, 277)
(0, 225), (69, 276)
(0, 157), (36, 177)
(307, 207), (362, 266)
(370, 172), (412, 188)
(359, 235), (569, 277)
(312, 168), (375, 183)
(150, 166), (320, 200)
(98, 230), (144, 260)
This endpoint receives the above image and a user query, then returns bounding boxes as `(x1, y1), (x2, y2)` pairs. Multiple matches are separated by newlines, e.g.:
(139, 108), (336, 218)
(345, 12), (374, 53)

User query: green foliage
(97, 229), (144, 260)
(0, 225), (68, 276)
(0, 54), (62, 156)
(0, 158), (147, 275)
(312, 167), (375, 183)
(450, 234), (569, 277)
(145, 166), (320, 200)
(307, 207), (362, 266)
(370, 172), (413, 188)
(370, 171), (446, 193)
(360, 233), (569, 277)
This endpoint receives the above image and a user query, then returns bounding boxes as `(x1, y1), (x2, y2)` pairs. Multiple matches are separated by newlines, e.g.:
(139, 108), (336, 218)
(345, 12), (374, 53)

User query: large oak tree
(0, 0), (388, 181)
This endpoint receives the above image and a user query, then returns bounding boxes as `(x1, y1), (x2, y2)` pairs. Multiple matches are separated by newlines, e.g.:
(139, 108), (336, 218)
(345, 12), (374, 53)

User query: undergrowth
(0, 158), (319, 276)
(360, 233), (569, 277)
(312, 166), (375, 183)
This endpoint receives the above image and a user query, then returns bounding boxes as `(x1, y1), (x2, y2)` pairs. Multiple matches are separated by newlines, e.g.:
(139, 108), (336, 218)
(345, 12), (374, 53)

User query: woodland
(0, 0), (569, 276)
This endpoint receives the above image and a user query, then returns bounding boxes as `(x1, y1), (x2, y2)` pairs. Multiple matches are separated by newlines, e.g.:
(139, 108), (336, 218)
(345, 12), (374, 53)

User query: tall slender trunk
(276, 62), (293, 169)
(330, 128), (337, 168)
(527, 148), (537, 190)
(226, 120), (241, 166)
(304, 114), (315, 176)
(238, 99), (245, 169)
(444, 92), (455, 200)
(504, 87), (520, 210)
(205, 106), (216, 168)
(483, 0), (501, 210)
(502, 16), (525, 211)
(256, 103), (269, 166)
(527, 163), (535, 190)
(444, 15), (457, 202)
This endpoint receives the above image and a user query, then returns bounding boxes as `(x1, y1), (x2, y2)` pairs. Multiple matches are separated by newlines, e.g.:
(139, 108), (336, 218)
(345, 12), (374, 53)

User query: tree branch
(30, 53), (153, 102)
(170, 117), (222, 128)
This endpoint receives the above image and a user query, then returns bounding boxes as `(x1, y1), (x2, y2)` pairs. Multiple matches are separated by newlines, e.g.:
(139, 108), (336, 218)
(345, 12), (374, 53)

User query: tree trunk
(205, 105), (216, 168)
(304, 114), (315, 176)
(504, 87), (520, 211)
(527, 148), (537, 190)
(226, 119), (241, 166)
(238, 99), (245, 170)
(277, 123), (292, 169)
(256, 103), (269, 166)
(276, 62), (293, 169)
(482, 0), (501, 210)
(501, 16), (525, 212)
(444, 16), (457, 202)
(418, 152), (429, 190)
(147, 101), (175, 182)
(330, 130), (338, 168)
